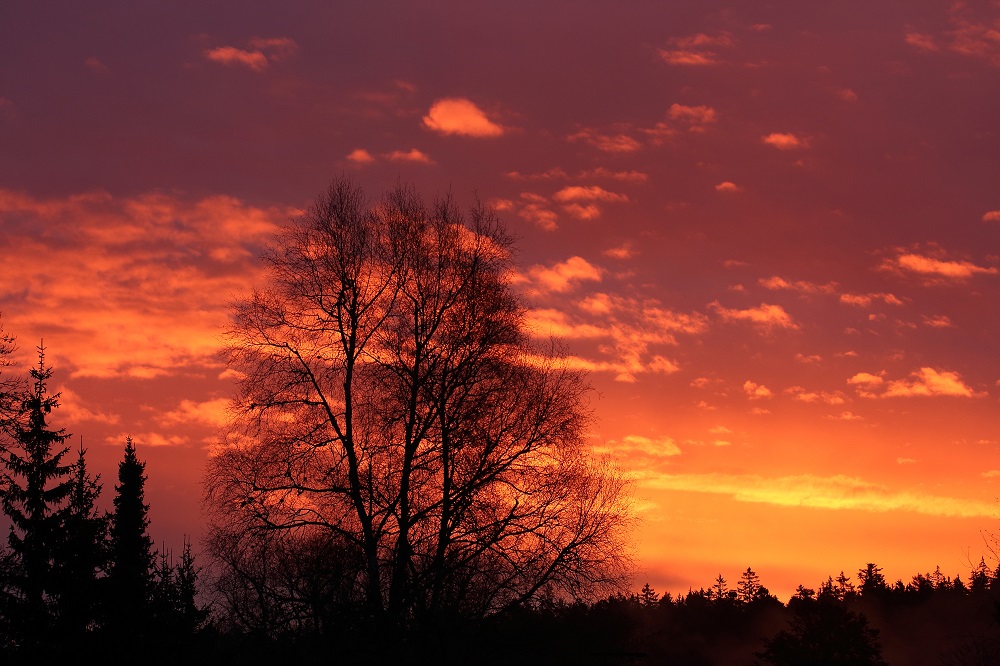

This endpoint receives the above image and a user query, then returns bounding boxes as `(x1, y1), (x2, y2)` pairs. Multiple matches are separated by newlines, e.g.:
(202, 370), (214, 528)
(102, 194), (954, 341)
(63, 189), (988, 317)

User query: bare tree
(203, 177), (631, 639)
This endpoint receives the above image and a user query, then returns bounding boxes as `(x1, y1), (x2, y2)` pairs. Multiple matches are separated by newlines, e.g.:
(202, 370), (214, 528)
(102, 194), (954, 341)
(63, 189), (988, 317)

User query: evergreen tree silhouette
(0, 345), (75, 651)
(55, 441), (108, 642)
(107, 436), (154, 652)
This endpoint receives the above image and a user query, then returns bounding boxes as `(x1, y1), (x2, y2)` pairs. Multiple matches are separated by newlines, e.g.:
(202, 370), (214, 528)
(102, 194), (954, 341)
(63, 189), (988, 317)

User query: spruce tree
(107, 436), (155, 644)
(0, 345), (75, 649)
(56, 442), (108, 640)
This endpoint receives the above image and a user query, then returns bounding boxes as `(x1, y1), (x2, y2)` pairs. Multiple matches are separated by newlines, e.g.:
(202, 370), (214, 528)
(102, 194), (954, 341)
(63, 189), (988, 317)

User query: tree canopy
(203, 176), (633, 643)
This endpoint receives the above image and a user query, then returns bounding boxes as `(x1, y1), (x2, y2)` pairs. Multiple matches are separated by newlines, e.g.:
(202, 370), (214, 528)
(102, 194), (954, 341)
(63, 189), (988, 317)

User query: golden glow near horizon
(2, 1), (1000, 602)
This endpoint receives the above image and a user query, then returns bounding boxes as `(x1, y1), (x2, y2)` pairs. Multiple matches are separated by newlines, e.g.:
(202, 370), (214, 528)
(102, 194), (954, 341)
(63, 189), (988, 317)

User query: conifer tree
(107, 436), (155, 642)
(0, 345), (75, 648)
(56, 441), (108, 639)
(737, 567), (762, 603)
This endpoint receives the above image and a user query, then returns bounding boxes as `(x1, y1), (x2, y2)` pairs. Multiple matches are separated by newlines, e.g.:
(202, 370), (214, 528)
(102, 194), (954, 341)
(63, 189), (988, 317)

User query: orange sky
(1, 1), (999, 602)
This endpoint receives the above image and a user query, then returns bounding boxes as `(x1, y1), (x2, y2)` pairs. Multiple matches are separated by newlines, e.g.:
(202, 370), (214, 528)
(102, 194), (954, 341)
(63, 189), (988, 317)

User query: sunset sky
(2, 1), (999, 601)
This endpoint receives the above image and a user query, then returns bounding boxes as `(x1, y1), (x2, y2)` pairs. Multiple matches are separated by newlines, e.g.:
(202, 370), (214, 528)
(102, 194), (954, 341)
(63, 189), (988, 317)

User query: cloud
(658, 50), (719, 66)
(710, 301), (799, 330)
(882, 367), (978, 398)
(385, 148), (434, 164)
(568, 127), (642, 153)
(905, 32), (939, 51)
(552, 185), (629, 204)
(636, 471), (997, 518)
(715, 181), (743, 193)
(848, 372), (884, 386)
(668, 104), (718, 132)
(759, 276), (837, 295)
(785, 386), (846, 405)
(422, 98), (504, 137)
(595, 434), (682, 460)
(921, 314), (953, 328)
(156, 397), (232, 428)
(56, 386), (121, 425)
(204, 36), (298, 72)
(743, 380), (772, 399)
(828, 411), (863, 421)
(204, 46), (268, 71)
(525, 256), (602, 293)
(579, 168), (649, 183)
(0, 188), (286, 379)
(603, 244), (634, 260)
(983, 211), (1000, 222)
(346, 148), (375, 164)
(520, 294), (705, 383)
(884, 251), (998, 280)
(794, 353), (822, 364)
(524, 308), (606, 340)
(839, 292), (904, 307)
(762, 132), (807, 150)
(658, 32), (734, 66)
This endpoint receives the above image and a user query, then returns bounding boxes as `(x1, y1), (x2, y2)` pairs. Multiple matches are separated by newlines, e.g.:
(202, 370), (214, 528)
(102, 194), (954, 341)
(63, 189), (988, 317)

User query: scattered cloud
(882, 249), (998, 281)
(552, 185), (629, 204)
(785, 386), (846, 405)
(385, 148), (434, 164)
(603, 244), (634, 260)
(848, 372), (885, 386)
(204, 36), (298, 72)
(743, 380), (772, 399)
(852, 368), (978, 398)
(922, 314), (953, 328)
(658, 32), (734, 66)
(422, 98), (504, 137)
(0, 188), (286, 378)
(882, 367), (978, 398)
(905, 32), (939, 52)
(568, 127), (642, 153)
(524, 256), (603, 293)
(596, 434), (682, 460)
(668, 103), (717, 131)
(637, 471), (997, 518)
(156, 397), (232, 428)
(760, 276), (837, 295)
(839, 292), (904, 307)
(710, 301), (799, 331)
(762, 132), (807, 150)
(346, 148), (375, 164)
(828, 411), (863, 421)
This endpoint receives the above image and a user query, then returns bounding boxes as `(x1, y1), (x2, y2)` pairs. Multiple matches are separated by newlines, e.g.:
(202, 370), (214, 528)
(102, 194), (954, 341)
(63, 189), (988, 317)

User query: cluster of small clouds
(0, 188), (285, 379)
(492, 184), (631, 231)
(568, 102), (719, 155)
(658, 31), (736, 66)
(904, 3), (1000, 67)
(849, 367), (979, 398)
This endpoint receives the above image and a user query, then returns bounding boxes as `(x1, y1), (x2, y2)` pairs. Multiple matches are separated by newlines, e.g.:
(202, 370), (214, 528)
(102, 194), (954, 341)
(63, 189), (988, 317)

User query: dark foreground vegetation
(3, 178), (1000, 664)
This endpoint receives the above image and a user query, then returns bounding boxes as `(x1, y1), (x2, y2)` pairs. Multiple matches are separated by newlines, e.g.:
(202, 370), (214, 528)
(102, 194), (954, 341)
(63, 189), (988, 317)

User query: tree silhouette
(54, 442), (108, 641)
(755, 597), (887, 666)
(0, 345), (75, 650)
(106, 436), (155, 649)
(738, 567), (762, 603)
(204, 176), (631, 647)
